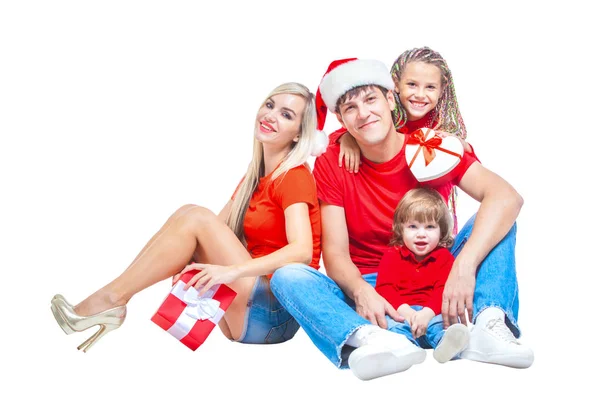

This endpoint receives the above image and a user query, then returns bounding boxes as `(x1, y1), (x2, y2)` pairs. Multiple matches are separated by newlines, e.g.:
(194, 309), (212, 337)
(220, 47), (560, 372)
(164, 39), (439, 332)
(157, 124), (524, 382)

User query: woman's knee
(170, 204), (199, 220)
(178, 205), (218, 231)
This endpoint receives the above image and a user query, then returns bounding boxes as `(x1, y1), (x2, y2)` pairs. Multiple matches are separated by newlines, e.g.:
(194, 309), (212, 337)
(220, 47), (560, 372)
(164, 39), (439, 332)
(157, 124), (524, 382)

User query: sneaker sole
(460, 349), (534, 369)
(349, 345), (426, 381)
(434, 324), (470, 363)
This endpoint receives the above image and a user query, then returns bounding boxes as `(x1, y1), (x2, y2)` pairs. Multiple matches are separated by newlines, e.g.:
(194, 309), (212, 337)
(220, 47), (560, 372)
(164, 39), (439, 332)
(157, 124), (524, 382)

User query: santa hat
(315, 58), (395, 131)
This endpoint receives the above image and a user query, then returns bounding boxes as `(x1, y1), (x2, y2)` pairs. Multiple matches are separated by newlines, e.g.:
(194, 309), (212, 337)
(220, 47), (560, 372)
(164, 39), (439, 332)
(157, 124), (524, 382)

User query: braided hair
(390, 47), (467, 140)
(390, 47), (468, 234)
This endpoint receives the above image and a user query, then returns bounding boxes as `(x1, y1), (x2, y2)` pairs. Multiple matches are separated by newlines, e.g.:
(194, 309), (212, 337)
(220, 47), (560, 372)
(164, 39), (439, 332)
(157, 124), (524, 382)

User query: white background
(1, 1), (597, 398)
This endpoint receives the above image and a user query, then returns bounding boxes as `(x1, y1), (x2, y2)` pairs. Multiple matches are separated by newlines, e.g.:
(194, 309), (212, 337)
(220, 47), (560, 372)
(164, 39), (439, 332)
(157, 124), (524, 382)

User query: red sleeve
(448, 140), (481, 186)
(272, 166), (318, 210)
(374, 248), (403, 309)
(423, 248), (454, 315)
(313, 146), (344, 207)
(328, 127), (348, 146)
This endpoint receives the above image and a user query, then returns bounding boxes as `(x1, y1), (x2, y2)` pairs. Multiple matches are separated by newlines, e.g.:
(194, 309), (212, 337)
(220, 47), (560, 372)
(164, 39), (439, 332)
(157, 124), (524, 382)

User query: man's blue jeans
(270, 214), (520, 368)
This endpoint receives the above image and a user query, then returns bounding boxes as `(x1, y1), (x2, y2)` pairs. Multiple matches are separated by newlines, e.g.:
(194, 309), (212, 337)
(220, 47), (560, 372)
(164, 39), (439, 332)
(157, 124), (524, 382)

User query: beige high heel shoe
(50, 295), (127, 352)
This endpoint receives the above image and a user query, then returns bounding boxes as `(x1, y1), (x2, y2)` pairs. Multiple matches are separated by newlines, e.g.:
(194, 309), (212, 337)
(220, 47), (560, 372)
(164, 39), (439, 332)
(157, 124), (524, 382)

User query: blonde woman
(51, 82), (327, 351)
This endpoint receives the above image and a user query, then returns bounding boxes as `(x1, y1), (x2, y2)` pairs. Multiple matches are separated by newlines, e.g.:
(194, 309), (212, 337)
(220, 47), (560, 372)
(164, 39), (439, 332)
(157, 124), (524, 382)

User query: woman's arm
(179, 201), (314, 294)
(233, 202), (313, 278)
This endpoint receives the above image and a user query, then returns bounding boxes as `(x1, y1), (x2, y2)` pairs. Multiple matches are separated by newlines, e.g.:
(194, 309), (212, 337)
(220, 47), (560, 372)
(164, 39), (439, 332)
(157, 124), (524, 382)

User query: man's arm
(442, 162), (523, 327)
(321, 202), (402, 328)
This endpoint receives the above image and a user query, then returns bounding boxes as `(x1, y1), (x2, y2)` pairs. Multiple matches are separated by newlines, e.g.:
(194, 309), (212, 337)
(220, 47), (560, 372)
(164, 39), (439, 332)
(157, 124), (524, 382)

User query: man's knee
(271, 263), (313, 290)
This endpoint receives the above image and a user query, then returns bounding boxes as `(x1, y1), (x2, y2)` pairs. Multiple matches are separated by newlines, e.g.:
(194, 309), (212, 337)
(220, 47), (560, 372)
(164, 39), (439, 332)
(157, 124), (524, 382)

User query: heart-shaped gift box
(405, 128), (464, 184)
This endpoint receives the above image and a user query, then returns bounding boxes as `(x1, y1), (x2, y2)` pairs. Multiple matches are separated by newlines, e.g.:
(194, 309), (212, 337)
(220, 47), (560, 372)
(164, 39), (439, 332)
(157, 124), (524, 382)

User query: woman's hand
(173, 263), (242, 296)
(338, 132), (362, 173)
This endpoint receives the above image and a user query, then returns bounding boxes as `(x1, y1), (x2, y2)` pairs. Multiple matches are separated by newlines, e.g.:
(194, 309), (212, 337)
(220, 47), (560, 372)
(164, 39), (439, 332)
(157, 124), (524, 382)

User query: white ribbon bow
(182, 285), (221, 320)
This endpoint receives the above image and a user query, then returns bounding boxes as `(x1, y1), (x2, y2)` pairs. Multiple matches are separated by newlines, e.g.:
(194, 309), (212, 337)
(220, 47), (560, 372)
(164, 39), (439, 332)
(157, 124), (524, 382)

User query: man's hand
(442, 264), (476, 329)
(354, 283), (404, 329)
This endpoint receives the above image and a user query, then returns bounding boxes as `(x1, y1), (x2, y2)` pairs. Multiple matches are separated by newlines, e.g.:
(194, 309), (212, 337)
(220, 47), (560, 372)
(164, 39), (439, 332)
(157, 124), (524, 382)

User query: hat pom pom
(310, 130), (328, 157)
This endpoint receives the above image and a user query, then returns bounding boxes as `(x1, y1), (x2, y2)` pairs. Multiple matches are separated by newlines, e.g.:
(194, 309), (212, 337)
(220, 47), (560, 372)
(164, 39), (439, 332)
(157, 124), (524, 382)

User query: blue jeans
(452, 214), (520, 336)
(236, 276), (300, 344)
(270, 213), (520, 368)
(385, 306), (445, 348)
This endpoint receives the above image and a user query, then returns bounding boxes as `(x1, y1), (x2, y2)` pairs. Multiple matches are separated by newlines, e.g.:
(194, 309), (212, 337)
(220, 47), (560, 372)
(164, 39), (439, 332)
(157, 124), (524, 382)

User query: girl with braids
(390, 47), (467, 139)
(50, 82), (327, 352)
(332, 47), (469, 232)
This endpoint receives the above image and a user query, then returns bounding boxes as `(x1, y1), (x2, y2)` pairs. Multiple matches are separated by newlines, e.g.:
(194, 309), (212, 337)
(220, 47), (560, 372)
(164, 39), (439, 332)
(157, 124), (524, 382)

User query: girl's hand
(409, 308), (435, 339)
(435, 130), (472, 152)
(338, 132), (362, 173)
(173, 263), (242, 296)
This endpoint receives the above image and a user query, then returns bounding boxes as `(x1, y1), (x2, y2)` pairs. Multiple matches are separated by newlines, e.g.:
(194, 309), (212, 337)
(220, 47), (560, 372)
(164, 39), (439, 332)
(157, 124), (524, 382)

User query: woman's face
(396, 61), (443, 121)
(255, 93), (306, 149)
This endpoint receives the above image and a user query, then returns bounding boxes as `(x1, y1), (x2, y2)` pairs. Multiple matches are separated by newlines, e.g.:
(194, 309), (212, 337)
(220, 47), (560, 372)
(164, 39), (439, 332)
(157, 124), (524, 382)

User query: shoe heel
(51, 303), (75, 335)
(77, 323), (118, 353)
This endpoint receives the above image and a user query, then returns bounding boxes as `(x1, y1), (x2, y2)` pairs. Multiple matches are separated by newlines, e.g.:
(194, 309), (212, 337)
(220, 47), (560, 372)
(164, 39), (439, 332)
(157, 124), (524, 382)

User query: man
(270, 58), (533, 380)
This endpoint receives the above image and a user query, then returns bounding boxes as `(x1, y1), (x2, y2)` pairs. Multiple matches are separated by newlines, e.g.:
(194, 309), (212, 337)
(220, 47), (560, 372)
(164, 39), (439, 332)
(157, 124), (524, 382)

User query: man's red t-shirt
(375, 246), (454, 315)
(313, 131), (478, 275)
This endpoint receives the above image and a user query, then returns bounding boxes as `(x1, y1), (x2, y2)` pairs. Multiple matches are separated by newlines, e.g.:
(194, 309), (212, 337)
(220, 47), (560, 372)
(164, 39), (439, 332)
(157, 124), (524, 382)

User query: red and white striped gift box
(151, 271), (237, 350)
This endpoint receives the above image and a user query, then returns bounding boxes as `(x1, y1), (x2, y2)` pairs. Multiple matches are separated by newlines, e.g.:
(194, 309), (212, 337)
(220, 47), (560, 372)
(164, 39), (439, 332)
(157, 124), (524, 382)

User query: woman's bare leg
(74, 204), (254, 341)
(189, 245), (258, 341)
(126, 204), (198, 268)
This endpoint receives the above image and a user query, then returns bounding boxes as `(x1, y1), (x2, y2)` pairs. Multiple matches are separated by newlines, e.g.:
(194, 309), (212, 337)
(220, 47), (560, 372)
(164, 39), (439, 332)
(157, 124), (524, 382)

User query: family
(50, 47), (534, 380)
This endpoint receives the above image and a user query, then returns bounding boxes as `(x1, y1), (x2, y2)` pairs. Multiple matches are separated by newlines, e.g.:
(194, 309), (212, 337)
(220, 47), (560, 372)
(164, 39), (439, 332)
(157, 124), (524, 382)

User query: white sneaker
(460, 317), (534, 368)
(433, 323), (470, 363)
(348, 327), (426, 381)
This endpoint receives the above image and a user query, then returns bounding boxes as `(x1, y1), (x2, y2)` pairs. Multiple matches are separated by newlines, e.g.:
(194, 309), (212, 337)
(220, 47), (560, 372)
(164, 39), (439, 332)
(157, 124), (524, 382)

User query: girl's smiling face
(396, 61), (443, 121)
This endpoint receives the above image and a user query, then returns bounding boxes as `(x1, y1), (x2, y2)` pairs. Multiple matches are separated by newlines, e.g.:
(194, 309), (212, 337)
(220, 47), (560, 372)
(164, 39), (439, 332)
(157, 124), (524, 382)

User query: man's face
(336, 86), (396, 147)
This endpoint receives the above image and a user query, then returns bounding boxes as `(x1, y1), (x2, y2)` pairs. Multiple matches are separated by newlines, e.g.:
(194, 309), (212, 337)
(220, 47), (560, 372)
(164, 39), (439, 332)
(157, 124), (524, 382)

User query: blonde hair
(226, 82), (317, 242)
(390, 188), (454, 249)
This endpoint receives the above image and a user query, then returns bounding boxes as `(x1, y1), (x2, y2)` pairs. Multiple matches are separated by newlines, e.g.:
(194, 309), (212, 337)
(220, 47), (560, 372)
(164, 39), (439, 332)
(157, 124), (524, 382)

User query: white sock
(346, 324), (379, 347)
(476, 307), (505, 326)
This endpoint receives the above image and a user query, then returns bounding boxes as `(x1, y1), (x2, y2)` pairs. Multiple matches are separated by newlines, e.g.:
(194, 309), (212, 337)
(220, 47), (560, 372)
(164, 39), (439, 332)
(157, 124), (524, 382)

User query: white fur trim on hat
(310, 130), (328, 157)
(319, 59), (395, 112)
